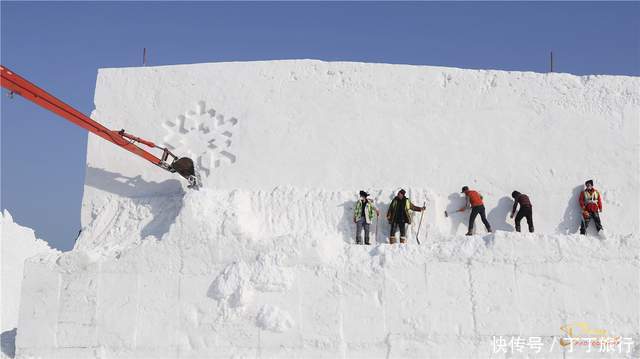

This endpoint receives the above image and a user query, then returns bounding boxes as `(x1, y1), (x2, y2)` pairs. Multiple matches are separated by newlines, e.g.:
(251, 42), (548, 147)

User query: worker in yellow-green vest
(353, 190), (380, 245)
(386, 189), (426, 244)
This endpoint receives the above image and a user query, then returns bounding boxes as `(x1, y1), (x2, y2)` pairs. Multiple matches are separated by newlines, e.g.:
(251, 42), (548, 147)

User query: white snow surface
(14, 60), (640, 358)
(1, 210), (58, 358)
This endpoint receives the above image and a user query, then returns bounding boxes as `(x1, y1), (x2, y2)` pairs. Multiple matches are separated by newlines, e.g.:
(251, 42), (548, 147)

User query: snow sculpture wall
(14, 61), (640, 358)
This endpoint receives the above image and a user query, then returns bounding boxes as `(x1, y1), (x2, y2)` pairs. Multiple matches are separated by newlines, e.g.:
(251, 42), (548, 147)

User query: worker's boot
(389, 236), (397, 244)
(399, 236), (407, 244)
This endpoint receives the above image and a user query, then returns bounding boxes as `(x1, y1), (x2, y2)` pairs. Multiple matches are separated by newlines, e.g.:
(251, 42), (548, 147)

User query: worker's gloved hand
(582, 210), (590, 219)
(422, 206), (426, 211)
(510, 213), (514, 219)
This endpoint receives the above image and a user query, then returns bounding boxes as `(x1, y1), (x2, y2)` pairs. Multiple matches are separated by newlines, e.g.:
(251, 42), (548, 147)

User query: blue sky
(1, 2), (638, 250)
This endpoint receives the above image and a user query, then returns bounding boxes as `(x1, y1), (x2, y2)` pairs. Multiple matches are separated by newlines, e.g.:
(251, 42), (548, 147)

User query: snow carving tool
(415, 202), (426, 245)
(0, 65), (201, 189)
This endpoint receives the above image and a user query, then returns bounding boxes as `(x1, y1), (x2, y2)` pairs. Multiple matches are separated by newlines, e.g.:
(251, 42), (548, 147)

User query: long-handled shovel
(415, 202), (426, 245)
(375, 214), (379, 244)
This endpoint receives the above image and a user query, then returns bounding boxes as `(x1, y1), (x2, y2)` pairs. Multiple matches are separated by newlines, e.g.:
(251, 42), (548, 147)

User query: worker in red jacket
(579, 179), (603, 235)
(457, 186), (492, 236)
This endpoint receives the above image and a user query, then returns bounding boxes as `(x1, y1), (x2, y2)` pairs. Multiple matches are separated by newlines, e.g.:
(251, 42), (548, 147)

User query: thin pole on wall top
(143, 48), (147, 66)
(550, 51), (554, 73)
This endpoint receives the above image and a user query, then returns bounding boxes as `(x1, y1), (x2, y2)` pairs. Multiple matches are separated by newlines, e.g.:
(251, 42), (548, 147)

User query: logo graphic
(559, 322), (619, 347)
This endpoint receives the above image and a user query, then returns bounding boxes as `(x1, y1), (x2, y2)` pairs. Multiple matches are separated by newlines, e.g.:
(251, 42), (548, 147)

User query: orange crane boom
(0, 65), (200, 188)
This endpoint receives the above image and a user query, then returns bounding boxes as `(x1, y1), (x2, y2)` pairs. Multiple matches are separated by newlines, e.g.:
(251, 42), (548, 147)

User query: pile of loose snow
(256, 304), (294, 333)
(1, 210), (58, 358)
(14, 60), (640, 358)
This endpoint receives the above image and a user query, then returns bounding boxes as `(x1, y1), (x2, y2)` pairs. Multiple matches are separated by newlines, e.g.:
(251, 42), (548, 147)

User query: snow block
(1, 211), (58, 333)
(82, 60), (639, 238)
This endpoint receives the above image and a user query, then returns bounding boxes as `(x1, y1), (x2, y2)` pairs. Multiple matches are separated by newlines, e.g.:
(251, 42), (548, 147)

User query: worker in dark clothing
(386, 189), (425, 244)
(579, 179), (603, 235)
(457, 186), (492, 235)
(510, 191), (534, 233)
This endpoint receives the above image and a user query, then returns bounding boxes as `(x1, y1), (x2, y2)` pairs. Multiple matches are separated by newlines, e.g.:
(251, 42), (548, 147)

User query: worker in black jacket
(386, 189), (425, 244)
(510, 191), (533, 233)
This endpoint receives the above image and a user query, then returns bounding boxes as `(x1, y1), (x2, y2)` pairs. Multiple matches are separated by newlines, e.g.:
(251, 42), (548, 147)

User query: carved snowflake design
(163, 101), (238, 176)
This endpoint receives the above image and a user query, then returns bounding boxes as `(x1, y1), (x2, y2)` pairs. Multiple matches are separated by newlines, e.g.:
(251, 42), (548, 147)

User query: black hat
(359, 190), (368, 198)
(585, 179), (594, 186)
(461, 186), (469, 193)
(511, 190), (520, 199)
(398, 189), (406, 195)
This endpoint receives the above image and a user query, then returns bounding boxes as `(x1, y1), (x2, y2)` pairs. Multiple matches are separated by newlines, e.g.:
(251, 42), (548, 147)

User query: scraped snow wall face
(83, 60), (640, 238)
